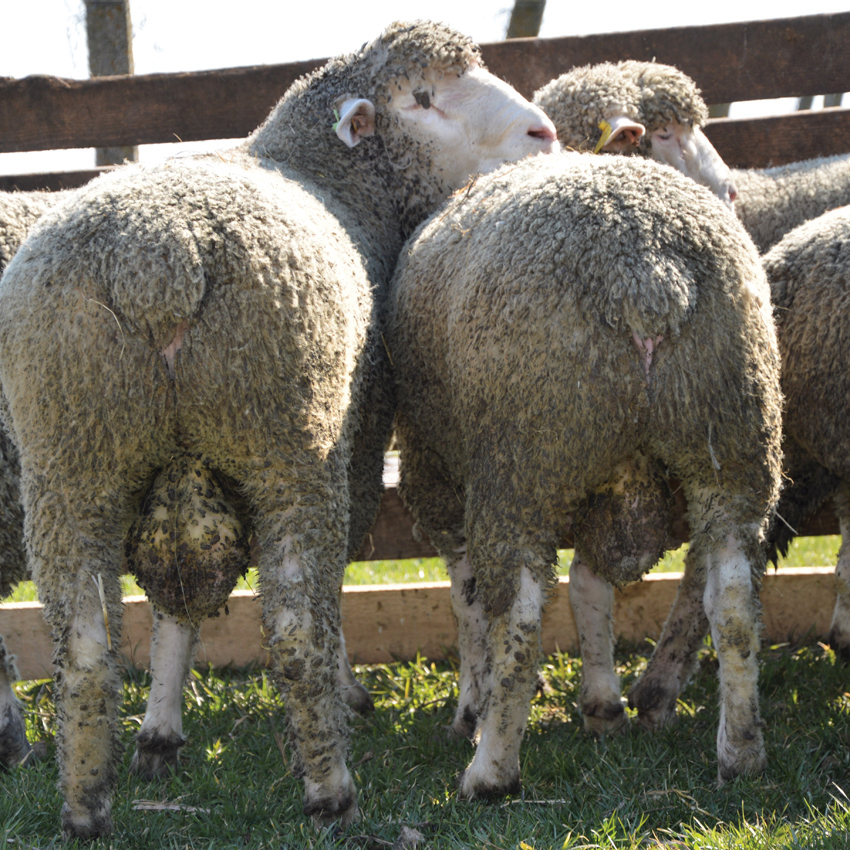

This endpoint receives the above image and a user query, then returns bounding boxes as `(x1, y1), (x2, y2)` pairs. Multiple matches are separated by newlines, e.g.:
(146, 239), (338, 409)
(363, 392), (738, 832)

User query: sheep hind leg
(131, 611), (196, 779)
(828, 496), (850, 658)
(702, 526), (766, 783)
(337, 616), (373, 715)
(458, 566), (545, 800)
(627, 547), (709, 729)
(254, 470), (356, 825)
(568, 554), (627, 736)
(0, 635), (30, 768)
(447, 548), (489, 739)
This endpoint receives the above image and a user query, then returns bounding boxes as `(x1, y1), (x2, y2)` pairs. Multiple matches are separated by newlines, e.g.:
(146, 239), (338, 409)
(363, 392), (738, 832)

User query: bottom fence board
(0, 567), (836, 680)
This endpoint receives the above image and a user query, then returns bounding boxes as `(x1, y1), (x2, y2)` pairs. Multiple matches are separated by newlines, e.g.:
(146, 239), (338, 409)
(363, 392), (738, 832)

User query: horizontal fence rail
(1, 11), (848, 185)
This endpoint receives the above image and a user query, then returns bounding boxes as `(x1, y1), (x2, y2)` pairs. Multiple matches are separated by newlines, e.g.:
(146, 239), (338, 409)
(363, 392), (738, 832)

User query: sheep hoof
(717, 725), (766, 785)
(449, 704), (478, 740)
(457, 765), (521, 801)
(303, 773), (358, 826)
(580, 700), (629, 737)
(61, 801), (113, 841)
(341, 681), (374, 715)
(0, 704), (32, 769)
(130, 729), (185, 779)
(627, 679), (678, 730)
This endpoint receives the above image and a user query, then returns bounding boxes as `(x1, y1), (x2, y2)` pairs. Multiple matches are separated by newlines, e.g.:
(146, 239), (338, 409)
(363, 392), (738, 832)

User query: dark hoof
(628, 680), (678, 730)
(457, 767), (521, 801)
(342, 682), (374, 715)
(0, 704), (31, 769)
(304, 787), (358, 826)
(449, 704), (478, 740)
(130, 729), (185, 779)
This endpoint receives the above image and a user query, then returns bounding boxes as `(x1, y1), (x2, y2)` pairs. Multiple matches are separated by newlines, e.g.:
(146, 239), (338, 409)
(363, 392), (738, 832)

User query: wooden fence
(1, 12), (848, 672)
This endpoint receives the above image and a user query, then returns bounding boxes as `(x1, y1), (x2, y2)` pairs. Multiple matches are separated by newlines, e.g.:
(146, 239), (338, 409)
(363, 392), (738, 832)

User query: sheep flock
(0, 16), (849, 842)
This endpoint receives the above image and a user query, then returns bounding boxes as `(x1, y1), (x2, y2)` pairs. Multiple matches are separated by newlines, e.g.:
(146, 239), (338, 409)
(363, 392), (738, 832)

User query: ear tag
(332, 109), (341, 134)
(594, 120), (614, 154)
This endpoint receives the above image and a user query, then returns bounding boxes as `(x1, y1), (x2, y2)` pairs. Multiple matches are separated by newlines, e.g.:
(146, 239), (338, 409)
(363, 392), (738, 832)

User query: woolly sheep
(534, 60), (850, 252)
(534, 60), (850, 736)
(0, 188), (379, 777)
(0, 21), (557, 838)
(387, 151), (782, 798)
(628, 205), (850, 728)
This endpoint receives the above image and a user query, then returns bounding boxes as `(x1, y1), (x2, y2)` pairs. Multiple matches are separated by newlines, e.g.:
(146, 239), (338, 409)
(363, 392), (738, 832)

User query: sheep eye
(413, 91), (431, 109)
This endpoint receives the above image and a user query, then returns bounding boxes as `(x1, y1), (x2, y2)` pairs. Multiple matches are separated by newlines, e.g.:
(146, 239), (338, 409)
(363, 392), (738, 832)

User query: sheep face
(643, 123), (738, 208)
(377, 62), (559, 186)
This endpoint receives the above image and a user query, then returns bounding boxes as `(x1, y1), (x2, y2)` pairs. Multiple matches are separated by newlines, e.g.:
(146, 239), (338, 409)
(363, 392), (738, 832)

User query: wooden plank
(0, 568), (837, 679)
(0, 59), (321, 154)
(482, 13), (850, 103)
(0, 168), (109, 192)
(1, 13), (847, 154)
(705, 109), (850, 169)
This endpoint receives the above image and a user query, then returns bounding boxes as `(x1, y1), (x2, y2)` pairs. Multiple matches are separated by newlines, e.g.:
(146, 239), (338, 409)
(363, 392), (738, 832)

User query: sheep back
(735, 154), (850, 252)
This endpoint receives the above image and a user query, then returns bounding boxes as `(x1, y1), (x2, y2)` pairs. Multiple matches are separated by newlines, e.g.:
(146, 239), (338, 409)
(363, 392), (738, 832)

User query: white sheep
(0, 189), (379, 776)
(0, 21), (557, 839)
(387, 151), (782, 798)
(628, 205), (850, 728)
(534, 60), (850, 251)
(533, 60), (850, 736)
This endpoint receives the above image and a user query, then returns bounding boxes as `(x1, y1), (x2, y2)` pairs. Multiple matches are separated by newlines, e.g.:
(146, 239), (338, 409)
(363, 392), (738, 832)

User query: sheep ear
(335, 98), (377, 148)
(596, 115), (645, 153)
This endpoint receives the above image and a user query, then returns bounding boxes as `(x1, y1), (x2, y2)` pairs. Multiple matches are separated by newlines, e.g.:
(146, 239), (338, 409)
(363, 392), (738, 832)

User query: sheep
(387, 150), (782, 798)
(533, 60), (850, 252)
(623, 206), (850, 735)
(533, 60), (850, 736)
(0, 188), (380, 777)
(0, 21), (557, 838)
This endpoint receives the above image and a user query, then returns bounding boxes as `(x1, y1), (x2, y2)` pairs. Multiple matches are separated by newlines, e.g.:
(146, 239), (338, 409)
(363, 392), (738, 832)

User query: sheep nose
(528, 118), (559, 153)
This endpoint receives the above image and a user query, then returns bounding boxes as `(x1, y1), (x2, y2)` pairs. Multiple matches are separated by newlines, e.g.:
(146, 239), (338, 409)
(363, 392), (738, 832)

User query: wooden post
(85, 0), (138, 165)
(506, 0), (546, 39)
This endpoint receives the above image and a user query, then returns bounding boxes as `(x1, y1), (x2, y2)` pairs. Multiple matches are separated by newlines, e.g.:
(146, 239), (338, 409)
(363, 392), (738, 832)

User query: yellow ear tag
(332, 108), (341, 134)
(593, 119), (614, 154)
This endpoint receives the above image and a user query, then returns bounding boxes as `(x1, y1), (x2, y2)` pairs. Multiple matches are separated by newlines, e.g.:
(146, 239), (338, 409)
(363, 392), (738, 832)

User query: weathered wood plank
(705, 109), (850, 169)
(1, 13), (847, 154)
(0, 568), (837, 678)
(482, 12), (850, 102)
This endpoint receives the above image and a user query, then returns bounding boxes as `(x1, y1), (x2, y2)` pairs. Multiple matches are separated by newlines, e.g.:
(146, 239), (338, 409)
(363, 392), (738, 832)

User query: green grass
(2, 640), (849, 848)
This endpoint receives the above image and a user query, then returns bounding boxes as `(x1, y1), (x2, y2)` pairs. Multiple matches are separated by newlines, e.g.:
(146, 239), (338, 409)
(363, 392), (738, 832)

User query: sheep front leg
(0, 635), (30, 767)
(828, 511), (850, 658)
(54, 575), (123, 840)
(458, 566), (544, 800)
(261, 535), (356, 826)
(447, 548), (489, 739)
(627, 547), (709, 728)
(568, 554), (627, 736)
(703, 530), (765, 783)
(131, 611), (196, 778)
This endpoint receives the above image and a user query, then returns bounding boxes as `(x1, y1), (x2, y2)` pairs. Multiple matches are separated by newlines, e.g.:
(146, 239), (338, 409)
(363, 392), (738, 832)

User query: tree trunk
(506, 0), (546, 39)
(85, 0), (138, 165)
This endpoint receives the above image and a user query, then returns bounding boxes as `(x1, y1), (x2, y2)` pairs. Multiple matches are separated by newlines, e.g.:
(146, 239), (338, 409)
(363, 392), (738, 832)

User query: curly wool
(389, 152), (782, 610)
(762, 206), (850, 558)
(0, 20), (491, 828)
(533, 60), (706, 155)
(534, 61), (850, 253)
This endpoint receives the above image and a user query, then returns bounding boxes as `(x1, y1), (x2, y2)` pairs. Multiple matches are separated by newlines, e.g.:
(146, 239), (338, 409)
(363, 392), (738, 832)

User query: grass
(2, 538), (846, 846)
(1, 640), (849, 848)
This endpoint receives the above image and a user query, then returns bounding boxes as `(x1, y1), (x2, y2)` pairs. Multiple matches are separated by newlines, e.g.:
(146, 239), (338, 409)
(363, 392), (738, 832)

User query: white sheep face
(389, 63), (559, 186)
(647, 123), (738, 208)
